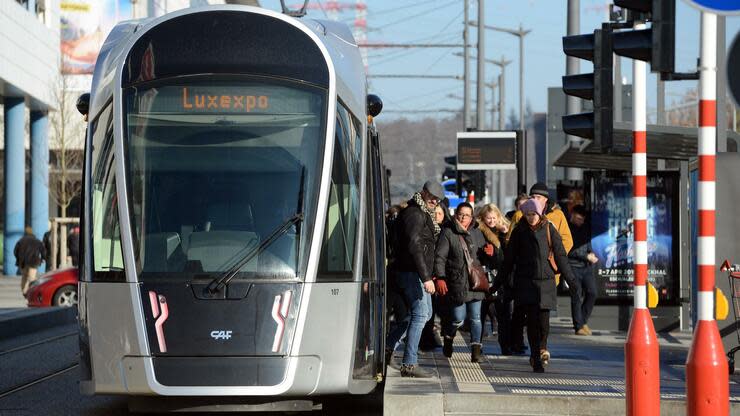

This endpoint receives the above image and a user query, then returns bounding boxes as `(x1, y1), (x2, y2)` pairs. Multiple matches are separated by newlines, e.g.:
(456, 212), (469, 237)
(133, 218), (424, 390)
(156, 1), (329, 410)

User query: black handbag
(458, 236), (490, 292)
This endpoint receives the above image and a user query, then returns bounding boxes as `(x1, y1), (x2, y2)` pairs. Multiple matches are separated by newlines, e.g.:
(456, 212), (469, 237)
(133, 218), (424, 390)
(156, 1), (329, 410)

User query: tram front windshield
(124, 79), (326, 281)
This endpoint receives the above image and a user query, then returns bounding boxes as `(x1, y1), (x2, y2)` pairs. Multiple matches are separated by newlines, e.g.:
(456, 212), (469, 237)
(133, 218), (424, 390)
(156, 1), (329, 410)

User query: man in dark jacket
(567, 205), (598, 335)
(385, 180), (444, 378)
(15, 227), (47, 296)
(68, 226), (80, 267)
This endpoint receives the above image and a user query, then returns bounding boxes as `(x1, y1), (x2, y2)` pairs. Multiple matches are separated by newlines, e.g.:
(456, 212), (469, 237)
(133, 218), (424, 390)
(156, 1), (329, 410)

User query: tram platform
(383, 315), (740, 416)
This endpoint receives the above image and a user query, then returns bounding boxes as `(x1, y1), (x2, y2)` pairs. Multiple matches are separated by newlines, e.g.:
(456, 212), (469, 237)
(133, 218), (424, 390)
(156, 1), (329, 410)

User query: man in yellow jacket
(506, 182), (574, 284)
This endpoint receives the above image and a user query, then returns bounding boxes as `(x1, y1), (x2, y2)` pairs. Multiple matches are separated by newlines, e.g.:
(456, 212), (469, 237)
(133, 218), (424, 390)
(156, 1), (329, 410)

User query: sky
(258, 0), (740, 122)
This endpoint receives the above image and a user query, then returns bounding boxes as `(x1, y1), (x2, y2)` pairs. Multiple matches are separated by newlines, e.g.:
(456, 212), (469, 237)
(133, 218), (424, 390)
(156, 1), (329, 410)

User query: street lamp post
(454, 53), (512, 130)
(468, 21), (531, 131)
(489, 56), (513, 130)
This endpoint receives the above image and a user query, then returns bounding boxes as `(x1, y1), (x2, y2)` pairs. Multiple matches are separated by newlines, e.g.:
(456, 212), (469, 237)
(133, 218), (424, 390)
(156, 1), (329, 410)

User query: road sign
(683, 0), (740, 15)
(456, 131), (517, 170)
(729, 32), (740, 107)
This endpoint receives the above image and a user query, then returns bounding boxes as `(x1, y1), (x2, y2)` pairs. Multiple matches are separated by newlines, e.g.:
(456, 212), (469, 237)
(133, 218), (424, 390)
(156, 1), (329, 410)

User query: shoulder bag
(545, 221), (559, 274)
(458, 235), (490, 292)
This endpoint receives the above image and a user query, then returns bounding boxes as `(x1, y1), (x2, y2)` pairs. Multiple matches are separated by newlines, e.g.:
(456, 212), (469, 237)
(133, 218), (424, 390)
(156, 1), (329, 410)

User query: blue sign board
(683, 0), (740, 14)
(587, 172), (680, 304)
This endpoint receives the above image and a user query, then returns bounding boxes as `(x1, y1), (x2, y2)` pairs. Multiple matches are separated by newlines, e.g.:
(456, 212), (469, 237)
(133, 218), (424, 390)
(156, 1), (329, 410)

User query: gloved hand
(435, 279), (448, 296)
(484, 243), (494, 256)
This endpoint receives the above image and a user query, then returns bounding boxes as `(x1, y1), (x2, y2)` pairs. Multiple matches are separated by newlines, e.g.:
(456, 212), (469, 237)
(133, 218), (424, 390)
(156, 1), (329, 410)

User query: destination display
(456, 131), (517, 170)
(129, 83), (322, 115)
(587, 172), (680, 305)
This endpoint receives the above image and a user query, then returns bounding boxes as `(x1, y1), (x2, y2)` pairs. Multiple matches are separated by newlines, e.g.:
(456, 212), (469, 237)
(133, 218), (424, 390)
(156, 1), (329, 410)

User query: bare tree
(48, 73), (85, 218)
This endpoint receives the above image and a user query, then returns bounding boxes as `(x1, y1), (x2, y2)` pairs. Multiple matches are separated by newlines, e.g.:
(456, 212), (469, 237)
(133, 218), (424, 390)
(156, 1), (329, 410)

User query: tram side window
(91, 161), (125, 281)
(316, 116), (360, 281)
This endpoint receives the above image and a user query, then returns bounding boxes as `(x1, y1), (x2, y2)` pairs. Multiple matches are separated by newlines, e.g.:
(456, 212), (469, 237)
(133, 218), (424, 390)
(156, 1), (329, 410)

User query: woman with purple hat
(495, 198), (580, 373)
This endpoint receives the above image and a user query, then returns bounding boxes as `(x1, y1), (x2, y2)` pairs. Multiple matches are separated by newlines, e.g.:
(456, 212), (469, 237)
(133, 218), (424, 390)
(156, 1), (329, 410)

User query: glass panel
(317, 113), (361, 281)
(124, 79), (326, 282)
(92, 164), (124, 277)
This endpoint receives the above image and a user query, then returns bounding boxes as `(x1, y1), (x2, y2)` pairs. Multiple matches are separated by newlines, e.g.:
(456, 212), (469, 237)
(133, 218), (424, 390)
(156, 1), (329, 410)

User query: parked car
(25, 267), (78, 308)
(442, 178), (468, 211)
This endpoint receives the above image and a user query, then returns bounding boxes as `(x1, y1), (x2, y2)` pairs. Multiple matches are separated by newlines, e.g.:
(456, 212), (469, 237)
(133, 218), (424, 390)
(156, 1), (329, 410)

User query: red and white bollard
(686, 11), (729, 416)
(624, 22), (660, 415)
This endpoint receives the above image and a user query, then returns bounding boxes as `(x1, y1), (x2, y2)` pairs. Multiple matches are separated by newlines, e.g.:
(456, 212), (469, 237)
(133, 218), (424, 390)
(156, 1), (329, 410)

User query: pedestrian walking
(498, 198), (580, 373)
(15, 227), (47, 296)
(418, 201), (449, 352)
(506, 183), (574, 354)
(476, 203), (510, 353)
(435, 202), (491, 363)
(385, 180), (444, 378)
(567, 205), (598, 335)
(68, 226), (80, 267)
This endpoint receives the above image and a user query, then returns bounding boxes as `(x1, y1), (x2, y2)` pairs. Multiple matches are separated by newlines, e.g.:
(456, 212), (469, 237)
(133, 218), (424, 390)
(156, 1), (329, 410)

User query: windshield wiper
(206, 212), (304, 294)
(206, 167), (307, 294)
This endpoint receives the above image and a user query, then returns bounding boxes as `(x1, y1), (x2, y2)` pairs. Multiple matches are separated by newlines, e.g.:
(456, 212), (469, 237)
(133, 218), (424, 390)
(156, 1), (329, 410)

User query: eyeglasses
(457, 213), (472, 218)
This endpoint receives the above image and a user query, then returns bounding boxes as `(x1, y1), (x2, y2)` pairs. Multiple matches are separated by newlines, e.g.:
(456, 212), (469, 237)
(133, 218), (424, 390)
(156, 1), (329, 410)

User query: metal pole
(519, 24), (525, 131)
(464, 0), (471, 130)
(686, 11), (729, 415)
(476, 0), (485, 130)
(717, 16), (727, 152)
(657, 79), (666, 125)
(615, 55), (623, 122)
(497, 72), (504, 129)
(565, 0), (582, 180)
(624, 22), (660, 416)
(490, 82), (497, 130)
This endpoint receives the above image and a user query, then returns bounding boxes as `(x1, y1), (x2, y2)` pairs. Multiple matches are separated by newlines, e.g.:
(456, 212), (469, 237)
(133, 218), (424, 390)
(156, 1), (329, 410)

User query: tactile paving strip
(448, 335), (495, 392)
(489, 376), (625, 387)
(511, 388), (624, 397)
(510, 388), (740, 401)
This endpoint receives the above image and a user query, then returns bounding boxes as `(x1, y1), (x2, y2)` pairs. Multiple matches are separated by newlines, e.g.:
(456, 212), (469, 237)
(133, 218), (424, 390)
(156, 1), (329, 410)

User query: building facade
(1, 0), (60, 274)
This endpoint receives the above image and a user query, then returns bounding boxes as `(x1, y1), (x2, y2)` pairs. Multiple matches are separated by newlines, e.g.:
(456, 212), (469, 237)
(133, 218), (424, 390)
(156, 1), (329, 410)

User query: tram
(76, 4), (387, 409)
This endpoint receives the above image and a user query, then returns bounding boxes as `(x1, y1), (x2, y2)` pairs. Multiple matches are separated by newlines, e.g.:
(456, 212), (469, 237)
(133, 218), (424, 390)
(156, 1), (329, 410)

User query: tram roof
(88, 6), (366, 122)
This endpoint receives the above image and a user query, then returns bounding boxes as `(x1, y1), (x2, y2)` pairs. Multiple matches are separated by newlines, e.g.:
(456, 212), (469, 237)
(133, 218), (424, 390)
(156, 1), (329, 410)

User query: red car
(26, 267), (79, 307)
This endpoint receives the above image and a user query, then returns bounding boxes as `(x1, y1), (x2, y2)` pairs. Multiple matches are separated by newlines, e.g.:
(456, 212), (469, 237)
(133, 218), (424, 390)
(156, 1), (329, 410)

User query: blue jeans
(443, 299), (482, 345)
(385, 271), (433, 365)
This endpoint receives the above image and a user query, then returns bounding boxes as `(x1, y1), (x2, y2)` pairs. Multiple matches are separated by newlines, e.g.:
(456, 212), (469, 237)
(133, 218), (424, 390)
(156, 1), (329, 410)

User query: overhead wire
(374, 0), (459, 31)
(339, 0), (445, 23)
(314, 0), (329, 19)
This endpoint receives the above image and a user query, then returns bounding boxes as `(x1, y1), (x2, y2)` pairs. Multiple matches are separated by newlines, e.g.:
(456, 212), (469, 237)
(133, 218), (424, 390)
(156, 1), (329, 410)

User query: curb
(0, 307), (77, 340)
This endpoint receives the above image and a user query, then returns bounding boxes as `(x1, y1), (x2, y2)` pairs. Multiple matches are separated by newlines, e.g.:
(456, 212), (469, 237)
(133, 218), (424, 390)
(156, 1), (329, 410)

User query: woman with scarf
(497, 198), (580, 372)
(434, 202), (491, 363)
(476, 204), (510, 353)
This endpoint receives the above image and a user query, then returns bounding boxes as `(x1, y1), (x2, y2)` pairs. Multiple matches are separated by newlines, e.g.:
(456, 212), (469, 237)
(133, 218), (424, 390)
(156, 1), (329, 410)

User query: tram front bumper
(112, 355), (322, 396)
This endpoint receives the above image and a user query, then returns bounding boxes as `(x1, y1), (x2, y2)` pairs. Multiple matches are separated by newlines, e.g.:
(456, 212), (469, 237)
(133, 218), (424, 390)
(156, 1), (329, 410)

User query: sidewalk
(384, 316), (740, 416)
(0, 275), (26, 308)
(0, 275), (77, 340)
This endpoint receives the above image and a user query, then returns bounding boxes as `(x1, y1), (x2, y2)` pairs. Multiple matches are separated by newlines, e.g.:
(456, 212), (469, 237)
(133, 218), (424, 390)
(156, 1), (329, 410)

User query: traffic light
(561, 26), (613, 151)
(613, 0), (675, 74)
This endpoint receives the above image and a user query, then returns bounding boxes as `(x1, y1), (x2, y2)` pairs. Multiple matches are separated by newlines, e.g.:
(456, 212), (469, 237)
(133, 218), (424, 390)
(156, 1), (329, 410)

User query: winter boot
(443, 336), (454, 358)
(400, 364), (435, 378)
(471, 344), (482, 363)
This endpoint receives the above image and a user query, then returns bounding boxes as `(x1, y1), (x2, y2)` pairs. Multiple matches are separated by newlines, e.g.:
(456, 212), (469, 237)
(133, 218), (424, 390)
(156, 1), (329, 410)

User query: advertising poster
(61, 0), (132, 74)
(588, 172), (679, 304)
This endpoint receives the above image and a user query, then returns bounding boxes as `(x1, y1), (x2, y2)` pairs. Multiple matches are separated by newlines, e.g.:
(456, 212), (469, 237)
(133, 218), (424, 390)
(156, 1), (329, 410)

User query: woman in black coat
(434, 203), (491, 363)
(497, 198), (580, 372)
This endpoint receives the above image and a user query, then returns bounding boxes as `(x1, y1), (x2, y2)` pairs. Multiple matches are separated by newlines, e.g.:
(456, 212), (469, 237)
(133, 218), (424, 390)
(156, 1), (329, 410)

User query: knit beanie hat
(529, 182), (550, 199)
(520, 198), (545, 217)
